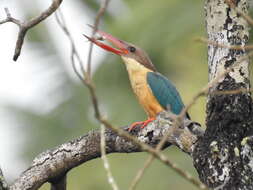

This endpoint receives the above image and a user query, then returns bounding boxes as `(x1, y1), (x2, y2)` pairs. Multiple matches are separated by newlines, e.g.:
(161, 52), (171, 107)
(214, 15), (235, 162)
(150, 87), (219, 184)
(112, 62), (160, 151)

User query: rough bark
(0, 168), (8, 190)
(193, 0), (253, 189)
(9, 112), (202, 190)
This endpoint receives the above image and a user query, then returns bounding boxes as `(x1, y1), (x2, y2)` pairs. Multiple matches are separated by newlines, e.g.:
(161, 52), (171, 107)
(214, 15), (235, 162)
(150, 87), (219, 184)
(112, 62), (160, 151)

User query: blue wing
(147, 72), (185, 115)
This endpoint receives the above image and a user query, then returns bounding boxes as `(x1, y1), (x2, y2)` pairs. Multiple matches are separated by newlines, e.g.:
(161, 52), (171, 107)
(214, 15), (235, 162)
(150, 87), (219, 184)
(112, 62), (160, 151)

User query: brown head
(84, 29), (156, 72)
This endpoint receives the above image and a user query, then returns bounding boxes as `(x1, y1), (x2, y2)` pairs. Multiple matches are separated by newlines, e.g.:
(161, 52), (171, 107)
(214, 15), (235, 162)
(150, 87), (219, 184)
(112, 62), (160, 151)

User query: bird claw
(128, 118), (155, 132)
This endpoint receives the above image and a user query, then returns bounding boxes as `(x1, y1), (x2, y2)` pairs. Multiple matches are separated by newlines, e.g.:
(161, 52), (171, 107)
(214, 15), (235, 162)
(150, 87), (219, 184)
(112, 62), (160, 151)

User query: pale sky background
(0, 0), (126, 181)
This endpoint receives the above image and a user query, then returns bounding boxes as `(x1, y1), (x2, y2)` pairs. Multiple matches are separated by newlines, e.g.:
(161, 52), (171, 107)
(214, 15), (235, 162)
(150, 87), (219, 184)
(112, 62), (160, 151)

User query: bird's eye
(128, 46), (136, 53)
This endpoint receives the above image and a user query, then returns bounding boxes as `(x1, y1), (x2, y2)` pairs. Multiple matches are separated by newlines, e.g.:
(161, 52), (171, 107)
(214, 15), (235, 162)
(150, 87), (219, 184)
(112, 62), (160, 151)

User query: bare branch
(0, 0), (63, 61)
(129, 156), (154, 190)
(55, 2), (206, 189)
(86, 0), (110, 77)
(211, 88), (253, 95)
(195, 37), (253, 50)
(100, 124), (119, 190)
(9, 112), (204, 190)
(0, 167), (8, 190)
(178, 50), (253, 120)
(129, 112), (176, 190)
(55, 5), (111, 137)
(0, 8), (21, 25)
(54, 9), (86, 80)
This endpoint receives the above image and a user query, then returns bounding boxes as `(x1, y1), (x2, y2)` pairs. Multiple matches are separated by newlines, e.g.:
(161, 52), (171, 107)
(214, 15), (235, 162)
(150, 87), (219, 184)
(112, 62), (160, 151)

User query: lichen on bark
(193, 0), (253, 189)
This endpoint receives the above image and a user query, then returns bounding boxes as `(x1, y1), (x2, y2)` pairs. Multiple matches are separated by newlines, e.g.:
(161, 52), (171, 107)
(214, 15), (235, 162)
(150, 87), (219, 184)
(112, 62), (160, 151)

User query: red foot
(128, 117), (155, 131)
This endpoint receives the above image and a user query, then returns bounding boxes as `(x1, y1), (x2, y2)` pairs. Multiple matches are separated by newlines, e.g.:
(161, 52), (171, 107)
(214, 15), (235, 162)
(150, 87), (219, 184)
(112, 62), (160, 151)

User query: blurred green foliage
(6, 0), (220, 189)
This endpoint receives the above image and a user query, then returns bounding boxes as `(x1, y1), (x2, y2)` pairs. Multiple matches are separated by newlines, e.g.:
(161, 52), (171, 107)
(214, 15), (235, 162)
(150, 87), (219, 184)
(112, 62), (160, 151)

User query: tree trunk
(193, 0), (253, 189)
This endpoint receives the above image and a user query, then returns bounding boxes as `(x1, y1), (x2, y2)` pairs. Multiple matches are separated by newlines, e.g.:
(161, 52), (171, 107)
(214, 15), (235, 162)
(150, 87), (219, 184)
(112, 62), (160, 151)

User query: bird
(84, 29), (189, 131)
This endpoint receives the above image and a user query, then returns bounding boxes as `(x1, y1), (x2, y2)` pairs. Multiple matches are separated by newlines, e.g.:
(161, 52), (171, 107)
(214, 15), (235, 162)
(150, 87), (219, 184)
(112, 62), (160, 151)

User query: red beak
(83, 29), (128, 55)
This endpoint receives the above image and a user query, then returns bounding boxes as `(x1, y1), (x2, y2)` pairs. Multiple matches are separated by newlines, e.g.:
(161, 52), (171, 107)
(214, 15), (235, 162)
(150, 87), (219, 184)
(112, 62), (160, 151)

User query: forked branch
(0, 0), (63, 61)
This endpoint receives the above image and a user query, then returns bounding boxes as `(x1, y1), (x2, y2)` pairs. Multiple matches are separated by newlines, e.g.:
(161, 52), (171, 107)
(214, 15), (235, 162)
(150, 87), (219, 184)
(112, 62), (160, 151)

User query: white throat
(121, 57), (150, 73)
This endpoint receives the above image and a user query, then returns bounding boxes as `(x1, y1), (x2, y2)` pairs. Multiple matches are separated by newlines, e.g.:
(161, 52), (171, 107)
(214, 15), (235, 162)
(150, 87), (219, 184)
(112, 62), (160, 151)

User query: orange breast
(123, 57), (164, 118)
(128, 71), (164, 118)
(134, 83), (164, 117)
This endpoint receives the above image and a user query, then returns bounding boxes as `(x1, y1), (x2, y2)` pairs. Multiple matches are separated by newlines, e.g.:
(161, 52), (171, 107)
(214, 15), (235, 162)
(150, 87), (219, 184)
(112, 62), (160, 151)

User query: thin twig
(0, 8), (21, 25)
(129, 156), (154, 190)
(195, 37), (253, 50)
(87, 93), (204, 190)
(96, 113), (207, 189)
(83, 1), (205, 187)
(211, 88), (253, 95)
(129, 111), (194, 190)
(100, 124), (119, 190)
(178, 50), (253, 120)
(55, 2), (205, 189)
(86, 0), (110, 77)
(0, 0), (63, 61)
(55, 8), (87, 80)
(168, 50), (253, 142)
(128, 35), (253, 190)
(129, 27), (253, 189)
(129, 113), (178, 190)
(225, 0), (253, 26)
(85, 1), (205, 187)
(85, 86), (206, 189)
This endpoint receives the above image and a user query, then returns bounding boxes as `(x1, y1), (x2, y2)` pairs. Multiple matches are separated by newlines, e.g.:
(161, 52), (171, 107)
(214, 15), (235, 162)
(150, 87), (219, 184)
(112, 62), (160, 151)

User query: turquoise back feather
(147, 72), (185, 115)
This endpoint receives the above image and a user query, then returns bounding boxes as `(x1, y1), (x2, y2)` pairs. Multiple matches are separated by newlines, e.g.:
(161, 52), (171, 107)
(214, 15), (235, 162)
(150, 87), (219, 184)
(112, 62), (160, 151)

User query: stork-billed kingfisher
(84, 29), (189, 131)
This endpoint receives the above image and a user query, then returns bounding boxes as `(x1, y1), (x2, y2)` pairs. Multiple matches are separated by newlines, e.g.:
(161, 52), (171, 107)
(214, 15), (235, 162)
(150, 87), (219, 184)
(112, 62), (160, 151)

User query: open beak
(83, 29), (128, 55)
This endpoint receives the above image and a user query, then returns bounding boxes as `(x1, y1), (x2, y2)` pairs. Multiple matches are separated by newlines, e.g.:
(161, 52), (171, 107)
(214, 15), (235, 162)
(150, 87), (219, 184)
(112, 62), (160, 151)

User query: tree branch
(0, 0), (63, 61)
(86, 0), (110, 76)
(196, 37), (253, 50)
(9, 112), (204, 190)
